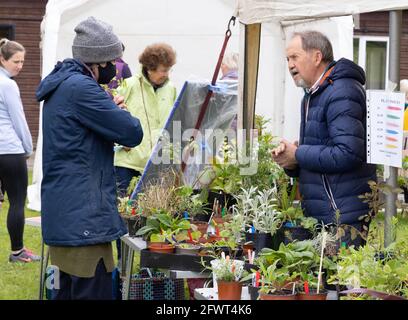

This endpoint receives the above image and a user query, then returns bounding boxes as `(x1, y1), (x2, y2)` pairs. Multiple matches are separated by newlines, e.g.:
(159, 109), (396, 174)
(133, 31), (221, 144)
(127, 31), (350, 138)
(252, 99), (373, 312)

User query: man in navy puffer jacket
(272, 30), (376, 247)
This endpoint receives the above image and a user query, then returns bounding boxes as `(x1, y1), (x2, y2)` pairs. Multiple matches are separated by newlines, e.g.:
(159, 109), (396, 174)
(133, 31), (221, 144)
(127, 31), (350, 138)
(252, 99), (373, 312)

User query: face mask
(97, 61), (116, 84)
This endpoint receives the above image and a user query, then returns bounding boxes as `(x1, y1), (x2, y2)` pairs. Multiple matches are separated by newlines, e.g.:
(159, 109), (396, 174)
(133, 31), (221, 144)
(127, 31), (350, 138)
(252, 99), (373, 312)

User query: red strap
(181, 17), (235, 173)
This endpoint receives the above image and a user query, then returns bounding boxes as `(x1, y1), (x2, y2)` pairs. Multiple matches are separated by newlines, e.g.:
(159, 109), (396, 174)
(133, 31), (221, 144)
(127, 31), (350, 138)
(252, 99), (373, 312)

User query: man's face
(286, 36), (319, 89)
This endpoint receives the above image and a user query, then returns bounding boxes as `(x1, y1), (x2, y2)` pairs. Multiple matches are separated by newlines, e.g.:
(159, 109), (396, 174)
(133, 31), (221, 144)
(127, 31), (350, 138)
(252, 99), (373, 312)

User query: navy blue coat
(36, 59), (143, 246)
(287, 58), (376, 225)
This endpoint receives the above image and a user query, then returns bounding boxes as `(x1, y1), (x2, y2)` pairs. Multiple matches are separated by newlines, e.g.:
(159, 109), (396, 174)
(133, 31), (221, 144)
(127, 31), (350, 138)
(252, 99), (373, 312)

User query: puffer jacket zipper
(321, 174), (339, 211)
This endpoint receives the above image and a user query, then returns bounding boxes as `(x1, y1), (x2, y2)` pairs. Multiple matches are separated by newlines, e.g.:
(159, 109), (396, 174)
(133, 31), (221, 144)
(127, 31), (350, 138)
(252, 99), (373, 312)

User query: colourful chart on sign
(367, 90), (405, 168)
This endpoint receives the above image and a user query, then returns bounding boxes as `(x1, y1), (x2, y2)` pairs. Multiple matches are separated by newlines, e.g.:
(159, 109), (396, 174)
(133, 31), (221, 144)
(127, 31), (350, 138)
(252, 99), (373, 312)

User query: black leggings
(0, 154), (28, 251)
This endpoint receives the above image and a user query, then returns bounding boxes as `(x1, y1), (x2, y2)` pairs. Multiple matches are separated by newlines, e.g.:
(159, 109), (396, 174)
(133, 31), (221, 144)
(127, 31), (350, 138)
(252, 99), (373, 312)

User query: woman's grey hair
(222, 52), (239, 70)
(292, 31), (333, 63)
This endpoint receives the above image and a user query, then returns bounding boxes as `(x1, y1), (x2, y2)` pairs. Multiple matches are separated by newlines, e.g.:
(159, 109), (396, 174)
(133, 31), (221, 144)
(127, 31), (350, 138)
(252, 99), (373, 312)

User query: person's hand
(271, 141), (286, 157)
(271, 139), (298, 170)
(113, 95), (127, 110)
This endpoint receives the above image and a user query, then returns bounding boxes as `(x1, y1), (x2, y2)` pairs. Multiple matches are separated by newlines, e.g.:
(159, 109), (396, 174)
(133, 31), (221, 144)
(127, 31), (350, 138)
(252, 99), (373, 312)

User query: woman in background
(114, 43), (177, 196)
(0, 38), (39, 263)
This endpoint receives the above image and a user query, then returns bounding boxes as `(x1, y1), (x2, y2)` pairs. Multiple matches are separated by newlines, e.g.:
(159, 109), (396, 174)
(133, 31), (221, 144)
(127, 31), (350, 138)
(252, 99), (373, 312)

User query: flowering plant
(117, 196), (139, 218)
(205, 254), (246, 282)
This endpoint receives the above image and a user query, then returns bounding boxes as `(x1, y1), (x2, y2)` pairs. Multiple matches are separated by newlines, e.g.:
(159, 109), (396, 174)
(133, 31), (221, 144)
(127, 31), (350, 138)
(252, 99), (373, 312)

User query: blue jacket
(36, 59), (143, 246)
(288, 58), (376, 225)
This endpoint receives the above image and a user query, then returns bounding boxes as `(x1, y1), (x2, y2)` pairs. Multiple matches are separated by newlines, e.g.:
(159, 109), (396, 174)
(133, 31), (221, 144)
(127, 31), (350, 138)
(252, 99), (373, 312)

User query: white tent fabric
(236, 0), (408, 24)
(27, 0), (90, 211)
(28, 0), (241, 211)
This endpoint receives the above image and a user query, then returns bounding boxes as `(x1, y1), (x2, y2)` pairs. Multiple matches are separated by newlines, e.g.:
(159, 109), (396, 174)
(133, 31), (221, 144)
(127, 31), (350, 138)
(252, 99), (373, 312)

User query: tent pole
(239, 23), (261, 140)
(384, 10), (402, 247)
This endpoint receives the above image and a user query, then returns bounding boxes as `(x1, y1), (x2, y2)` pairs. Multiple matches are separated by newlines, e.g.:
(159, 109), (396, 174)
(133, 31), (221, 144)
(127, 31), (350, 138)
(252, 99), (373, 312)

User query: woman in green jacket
(114, 43), (177, 196)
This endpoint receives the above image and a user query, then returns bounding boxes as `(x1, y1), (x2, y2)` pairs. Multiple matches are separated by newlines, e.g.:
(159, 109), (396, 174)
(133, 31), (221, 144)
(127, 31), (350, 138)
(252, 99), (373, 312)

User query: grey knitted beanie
(72, 16), (123, 63)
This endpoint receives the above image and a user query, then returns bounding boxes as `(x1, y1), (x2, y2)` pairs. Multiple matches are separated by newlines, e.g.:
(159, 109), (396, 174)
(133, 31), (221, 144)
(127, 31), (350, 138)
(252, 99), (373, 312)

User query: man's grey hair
(292, 31), (334, 63)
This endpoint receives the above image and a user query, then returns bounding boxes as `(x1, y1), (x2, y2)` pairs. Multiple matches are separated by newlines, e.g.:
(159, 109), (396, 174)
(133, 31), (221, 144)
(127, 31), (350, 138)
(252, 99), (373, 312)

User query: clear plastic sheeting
(236, 0), (408, 25)
(132, 80), (238, 197)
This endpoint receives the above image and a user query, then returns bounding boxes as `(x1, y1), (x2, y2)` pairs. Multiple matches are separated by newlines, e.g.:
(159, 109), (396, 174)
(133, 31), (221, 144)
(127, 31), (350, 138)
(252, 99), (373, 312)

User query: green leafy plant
(328, 240), (408, 299)
(244, 260), (294, 295)
(174, 185), (209, 217)
(136, 211), (191, 242)
(242, 115), (285, 191)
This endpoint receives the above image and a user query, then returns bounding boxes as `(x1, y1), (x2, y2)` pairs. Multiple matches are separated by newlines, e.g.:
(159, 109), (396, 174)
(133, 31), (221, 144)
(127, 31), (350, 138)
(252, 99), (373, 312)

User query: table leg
(38, 238), (45, 300)
(123, 247), (134, 300)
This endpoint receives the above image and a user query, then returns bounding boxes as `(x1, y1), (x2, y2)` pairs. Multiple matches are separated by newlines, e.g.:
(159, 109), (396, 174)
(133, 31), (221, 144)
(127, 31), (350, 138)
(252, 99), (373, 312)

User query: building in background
(353, 11), (408, 90)
(0, 0), (47, 148)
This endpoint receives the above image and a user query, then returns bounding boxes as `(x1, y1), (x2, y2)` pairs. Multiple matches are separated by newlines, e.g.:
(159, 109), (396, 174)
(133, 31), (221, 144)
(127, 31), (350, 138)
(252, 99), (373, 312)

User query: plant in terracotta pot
(136, 210), (191, 246)
(295, 271), (329, 300)
(203, 254), (247, 300)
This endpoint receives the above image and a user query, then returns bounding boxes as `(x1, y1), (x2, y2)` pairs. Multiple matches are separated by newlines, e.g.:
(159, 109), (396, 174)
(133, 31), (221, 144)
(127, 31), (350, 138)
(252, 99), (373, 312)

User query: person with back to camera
(0, 38), (40, 263)
(36, 16), (143, 300)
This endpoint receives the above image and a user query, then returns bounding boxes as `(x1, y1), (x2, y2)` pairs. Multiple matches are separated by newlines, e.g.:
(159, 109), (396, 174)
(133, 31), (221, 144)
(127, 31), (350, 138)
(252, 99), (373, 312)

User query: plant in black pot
(274, 180), (318, 244)
(247, 188), (284, 254)
(194, 144), (242, 213)
(118, 196), (146, 237)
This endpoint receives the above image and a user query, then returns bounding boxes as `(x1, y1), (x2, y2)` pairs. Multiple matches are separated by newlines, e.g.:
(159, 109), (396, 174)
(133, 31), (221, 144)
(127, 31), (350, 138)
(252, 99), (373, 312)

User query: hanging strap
(181, 16), (236, 172)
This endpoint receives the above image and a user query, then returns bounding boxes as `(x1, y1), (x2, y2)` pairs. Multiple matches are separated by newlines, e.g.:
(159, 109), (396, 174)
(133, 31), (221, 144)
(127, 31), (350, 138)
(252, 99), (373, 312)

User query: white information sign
(366, 90), (405, 168)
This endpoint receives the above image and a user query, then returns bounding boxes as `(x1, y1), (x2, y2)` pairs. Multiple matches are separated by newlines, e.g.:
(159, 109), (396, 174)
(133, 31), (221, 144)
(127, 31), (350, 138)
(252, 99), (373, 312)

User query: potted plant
(295, 272), (328, 300)
(242, 116), (286, 192)
(175, 242), (201, 255)
(273, 180), (317, 243)
(118, 196), (148, 237)
(194, 139), (242, 211)
(252, 260), (297, 300)
(327, 240), (408, 300)
(204, 255), (246, 300)
(247, 188), (284, 253)
(136, 210), (191, 248)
